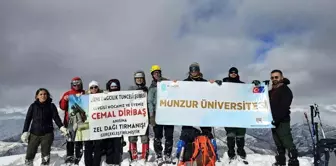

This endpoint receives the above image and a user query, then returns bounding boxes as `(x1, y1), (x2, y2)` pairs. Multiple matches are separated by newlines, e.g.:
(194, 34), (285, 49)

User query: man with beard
(222, 67), (248, 164)
(269, 69), (299, 166)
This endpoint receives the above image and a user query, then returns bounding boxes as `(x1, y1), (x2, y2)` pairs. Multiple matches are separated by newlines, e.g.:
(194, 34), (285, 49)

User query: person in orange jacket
(59, 77), (86, 165)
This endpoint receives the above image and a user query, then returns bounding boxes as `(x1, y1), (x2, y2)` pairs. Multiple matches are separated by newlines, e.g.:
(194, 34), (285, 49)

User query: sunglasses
(90, 86), (98, 89)
(230, 72), (237, 74)
(271, 76), (279, 80)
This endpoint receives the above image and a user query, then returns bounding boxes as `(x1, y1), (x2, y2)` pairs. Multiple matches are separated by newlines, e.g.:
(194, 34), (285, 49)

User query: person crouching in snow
(21, 88), (69, 166)
(59, 77), (85, 165)
(82, 80), (103, 166)
(175, 62), (219, 162)
(93, 79), (123, 166)
(128, 70), (150, 163)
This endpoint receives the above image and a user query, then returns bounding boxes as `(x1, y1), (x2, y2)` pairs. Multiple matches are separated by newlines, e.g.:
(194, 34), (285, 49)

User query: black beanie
(229, 67), (238, 74)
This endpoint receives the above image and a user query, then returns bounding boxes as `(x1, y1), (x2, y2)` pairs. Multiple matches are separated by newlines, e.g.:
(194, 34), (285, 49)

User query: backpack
(178, 135), (216, 166)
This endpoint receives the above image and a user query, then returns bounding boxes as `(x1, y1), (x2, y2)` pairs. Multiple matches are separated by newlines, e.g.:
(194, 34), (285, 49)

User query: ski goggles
(71, 80), (82, 86)
(134, 72), (145, 78)
(189, 66), (200, 72)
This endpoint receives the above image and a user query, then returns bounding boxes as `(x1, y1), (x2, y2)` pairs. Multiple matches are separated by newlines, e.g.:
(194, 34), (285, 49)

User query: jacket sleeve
(147, 87), (156, 117)
(59, 91), (69, 111)
(22, 105), (33, 133)
(278, 86), (293, 121)
(51, 103), (64, 128)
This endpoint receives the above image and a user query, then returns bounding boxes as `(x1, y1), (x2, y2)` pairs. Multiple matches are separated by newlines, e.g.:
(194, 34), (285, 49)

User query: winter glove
(252, 80), (261, 86)
(21, 132), (30, 143)
(215, 80), (222, 86)
(150, 116), (156, 126)
(60, 126), (69, 137)
(271, 120), (280, 128)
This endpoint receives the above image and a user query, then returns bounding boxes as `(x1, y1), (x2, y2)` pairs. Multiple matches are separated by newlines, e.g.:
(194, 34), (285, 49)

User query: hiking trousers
(26, 132), (54, 161)
(84, 140), (94, 166)
(225, 127), (246, 158)
(153, 124), (174, 157)
(66, 140), (83, 160)
(272, 121), (299, 165)
(93, 137), (122, 165)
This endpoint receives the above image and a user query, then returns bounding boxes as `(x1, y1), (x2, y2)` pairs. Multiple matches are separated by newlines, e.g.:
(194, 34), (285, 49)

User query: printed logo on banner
(253, 86), (265, 93)
(161, 83), (167, 92)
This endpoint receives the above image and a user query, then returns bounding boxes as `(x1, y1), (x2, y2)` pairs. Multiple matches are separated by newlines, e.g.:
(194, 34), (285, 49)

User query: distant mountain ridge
(0, 105), (335, 158)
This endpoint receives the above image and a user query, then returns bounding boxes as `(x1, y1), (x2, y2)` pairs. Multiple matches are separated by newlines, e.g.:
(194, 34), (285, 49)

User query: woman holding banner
(93, 79), (123, 166)
(82, 80), (103, 166)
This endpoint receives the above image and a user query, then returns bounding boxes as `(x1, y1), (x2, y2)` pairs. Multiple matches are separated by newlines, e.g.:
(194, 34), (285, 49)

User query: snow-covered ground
(0, 139), (313, 166)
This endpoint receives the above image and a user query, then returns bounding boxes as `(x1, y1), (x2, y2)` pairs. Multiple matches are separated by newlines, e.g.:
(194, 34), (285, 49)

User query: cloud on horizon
(1, 0), (336, 108)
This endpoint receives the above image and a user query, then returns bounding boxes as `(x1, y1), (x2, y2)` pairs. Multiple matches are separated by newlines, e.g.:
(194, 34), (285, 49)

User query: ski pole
(178, 147), (185, 165)
(314, 104), (326, 138)
(304, 112), (315, 148)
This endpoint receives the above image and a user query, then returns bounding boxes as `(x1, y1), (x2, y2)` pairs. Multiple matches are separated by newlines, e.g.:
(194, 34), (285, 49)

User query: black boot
(288, 148), (299, 166)
(227, 137), (236, 159)
(236, 137), (246, 159)
(41, 155), (50, 165)
(272, 147), (286, 166)
(154, 138), (163, 157)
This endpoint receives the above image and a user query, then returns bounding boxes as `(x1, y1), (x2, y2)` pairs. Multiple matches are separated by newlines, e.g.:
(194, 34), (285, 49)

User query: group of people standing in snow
(21, 62), (299, 166)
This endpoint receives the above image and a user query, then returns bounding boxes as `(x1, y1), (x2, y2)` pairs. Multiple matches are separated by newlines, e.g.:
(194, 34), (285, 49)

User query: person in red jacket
(59, 77), (86, 165)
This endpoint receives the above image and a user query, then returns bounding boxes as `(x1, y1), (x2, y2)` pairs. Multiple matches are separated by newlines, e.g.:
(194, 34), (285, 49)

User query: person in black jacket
(176, 62), (219, 162)
(222, 67), (247, 162)
(93, 79), (123, 166)
(21, 88), (69, 166)
(269, 70), (299, 166)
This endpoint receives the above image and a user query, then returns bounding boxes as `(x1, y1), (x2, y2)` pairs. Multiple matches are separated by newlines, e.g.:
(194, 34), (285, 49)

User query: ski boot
(272, 154), (286, 166)
(236, 137), (248, 164)
(288, 148), (299, 166)
(64, 156), (74, 165)
(164, 153), (172, 163)
(227, 137), (236, 163)
(25, 159), (33, 166)
(41, 155), (50, 165)
(141, 143), (149, 161)
(129, 142), (138, 161)
(155, 153), (164, 164)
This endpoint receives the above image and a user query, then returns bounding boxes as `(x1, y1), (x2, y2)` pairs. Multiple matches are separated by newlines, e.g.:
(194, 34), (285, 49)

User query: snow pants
(84, 140), (94, 166)
(26, 132), (54, 162)
(272, 121), (298, 165)
(225, 127), (246, 158)
(179, 126), (214, 161)
(153, 125), (174, 157)
(93, 137), (122, 165)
